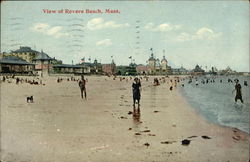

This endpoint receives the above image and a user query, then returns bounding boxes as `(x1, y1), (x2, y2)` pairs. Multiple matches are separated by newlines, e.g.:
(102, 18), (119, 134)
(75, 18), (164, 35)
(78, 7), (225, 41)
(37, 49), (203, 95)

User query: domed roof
(148, 53), (156, 61)
(161, 55), (168, 63)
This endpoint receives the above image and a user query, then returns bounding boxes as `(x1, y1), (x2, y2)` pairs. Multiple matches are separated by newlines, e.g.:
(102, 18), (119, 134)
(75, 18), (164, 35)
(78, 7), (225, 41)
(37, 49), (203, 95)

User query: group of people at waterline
(75, 75), (247, 106)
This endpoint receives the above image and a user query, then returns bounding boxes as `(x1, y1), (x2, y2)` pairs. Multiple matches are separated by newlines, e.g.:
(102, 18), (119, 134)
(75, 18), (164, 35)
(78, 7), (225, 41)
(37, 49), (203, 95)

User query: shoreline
(178, 86), (250, 135)
(177, 87), (249, 135)
(1, 75), (249, 162)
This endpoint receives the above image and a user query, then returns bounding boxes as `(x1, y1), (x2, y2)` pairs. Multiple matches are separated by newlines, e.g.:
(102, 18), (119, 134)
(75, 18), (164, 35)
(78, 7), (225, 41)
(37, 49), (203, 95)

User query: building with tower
(3, 46), (39, 62)
(33, 50), (54, 76)
(144, 48), (172, 75)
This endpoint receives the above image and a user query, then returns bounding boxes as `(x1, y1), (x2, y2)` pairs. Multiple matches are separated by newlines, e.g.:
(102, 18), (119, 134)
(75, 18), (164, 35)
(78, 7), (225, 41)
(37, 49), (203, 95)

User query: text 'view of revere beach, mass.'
(43, 9), (121, 14)
(0, 1), (249, 162)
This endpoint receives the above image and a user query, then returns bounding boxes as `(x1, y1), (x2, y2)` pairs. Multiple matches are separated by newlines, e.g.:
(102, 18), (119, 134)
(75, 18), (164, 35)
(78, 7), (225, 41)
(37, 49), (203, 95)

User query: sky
(1, 1), (249, 72)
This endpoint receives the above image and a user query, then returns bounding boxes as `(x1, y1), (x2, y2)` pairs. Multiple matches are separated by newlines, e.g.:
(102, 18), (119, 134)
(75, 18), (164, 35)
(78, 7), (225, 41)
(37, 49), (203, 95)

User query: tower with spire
(161, 50), (168, 70)
(148, 48), (156, 74)
(146, 49), (172, 75)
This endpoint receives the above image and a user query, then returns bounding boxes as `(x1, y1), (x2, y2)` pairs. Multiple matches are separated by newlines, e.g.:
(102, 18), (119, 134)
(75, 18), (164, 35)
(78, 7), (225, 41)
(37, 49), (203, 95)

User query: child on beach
(132, 78), (141, 107)
(79, 75), (87, 99)
(154, 78), (160, 86)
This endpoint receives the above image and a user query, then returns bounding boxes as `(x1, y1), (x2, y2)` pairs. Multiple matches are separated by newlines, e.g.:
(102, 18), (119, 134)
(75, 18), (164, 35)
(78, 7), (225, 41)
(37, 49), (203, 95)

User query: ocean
(180, 75), (250, 133)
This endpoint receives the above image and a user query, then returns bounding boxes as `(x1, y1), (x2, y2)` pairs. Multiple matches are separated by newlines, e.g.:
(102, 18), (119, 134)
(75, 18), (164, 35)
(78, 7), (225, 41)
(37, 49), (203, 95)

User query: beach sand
(0, 76), (249, 162)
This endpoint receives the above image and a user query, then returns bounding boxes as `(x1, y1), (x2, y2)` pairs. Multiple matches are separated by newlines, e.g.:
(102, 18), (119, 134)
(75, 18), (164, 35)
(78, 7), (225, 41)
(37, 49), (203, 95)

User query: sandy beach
(0, 75), (249, 162)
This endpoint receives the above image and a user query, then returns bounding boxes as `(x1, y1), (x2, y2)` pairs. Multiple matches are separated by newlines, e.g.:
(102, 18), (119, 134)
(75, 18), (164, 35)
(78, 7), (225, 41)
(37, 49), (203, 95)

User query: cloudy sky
(1, 1), (249, 72)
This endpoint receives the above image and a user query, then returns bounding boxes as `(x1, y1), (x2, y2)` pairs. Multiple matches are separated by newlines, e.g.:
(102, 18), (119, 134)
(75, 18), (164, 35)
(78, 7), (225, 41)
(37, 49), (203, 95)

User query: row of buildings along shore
(0, 46), (239, 76)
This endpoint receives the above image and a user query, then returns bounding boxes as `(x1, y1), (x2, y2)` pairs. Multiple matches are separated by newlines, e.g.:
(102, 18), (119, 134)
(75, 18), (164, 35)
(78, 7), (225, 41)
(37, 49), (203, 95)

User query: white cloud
(96, 39), (112, 46)
(47, 26), (62, 35)
(145, 23), (181, 32)
(31, 23), (69, 38)
(175, 32), (192, 42)
(195, 27), (222, 40)
(32, 23), (49, 32)
(175, 27), (222, 42)
(87, 18), (129, 30)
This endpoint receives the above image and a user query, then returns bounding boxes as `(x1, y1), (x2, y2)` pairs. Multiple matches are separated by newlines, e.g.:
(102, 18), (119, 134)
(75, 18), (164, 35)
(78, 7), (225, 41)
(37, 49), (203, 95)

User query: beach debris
(141, 130), (150, 133)
(232, 135), (241, 141)
(181, 139), (190, 146)
(128, 128), (132, 130)
(120, 116), (127, 119)
(188, 135), (198, 138)
(90, 144), (109, 150)
(144, 143), (150, 147)
(153, 111), (159, 113)
(161, 141), (177, 144)
(135, 133), (141, 135)
(128, 111), (133, 115)
(172, 124), (176, 127)
(148, 134), (156, 136)
(201, 135), (211, 139)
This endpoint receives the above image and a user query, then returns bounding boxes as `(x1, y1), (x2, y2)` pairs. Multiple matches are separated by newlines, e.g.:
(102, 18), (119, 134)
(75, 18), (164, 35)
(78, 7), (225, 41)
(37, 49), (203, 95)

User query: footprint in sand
(232, 128), (243, 141)
(181, 139), (191, 146)
(161, 141), (177, 144)
(187, 135), (198, 138)
(201, 135), (211, 139)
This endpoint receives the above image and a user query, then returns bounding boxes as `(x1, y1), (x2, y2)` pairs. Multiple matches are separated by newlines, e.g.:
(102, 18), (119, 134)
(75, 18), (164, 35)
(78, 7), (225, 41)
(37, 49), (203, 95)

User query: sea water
(180, 75), (250, 133)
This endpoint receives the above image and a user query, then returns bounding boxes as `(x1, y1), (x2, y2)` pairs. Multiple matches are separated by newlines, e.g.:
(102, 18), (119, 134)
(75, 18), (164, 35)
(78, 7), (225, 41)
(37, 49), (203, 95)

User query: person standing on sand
(232, 80), (243, 103)
(79, 75), (87, 99)
(132, 78), (141, 107)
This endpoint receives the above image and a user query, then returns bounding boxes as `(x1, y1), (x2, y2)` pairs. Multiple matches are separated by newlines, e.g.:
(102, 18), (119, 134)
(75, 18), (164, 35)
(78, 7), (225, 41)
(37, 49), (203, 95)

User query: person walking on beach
(16, 77), (20, 84)
(232, 80), (243, 103)
(132, 77), (141, 107)
(79, 75), (87, 99)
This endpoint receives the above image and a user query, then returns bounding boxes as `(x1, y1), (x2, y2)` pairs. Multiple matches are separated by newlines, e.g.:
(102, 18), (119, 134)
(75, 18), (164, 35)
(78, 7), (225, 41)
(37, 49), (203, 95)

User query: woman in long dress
(132, 77), (141, 107)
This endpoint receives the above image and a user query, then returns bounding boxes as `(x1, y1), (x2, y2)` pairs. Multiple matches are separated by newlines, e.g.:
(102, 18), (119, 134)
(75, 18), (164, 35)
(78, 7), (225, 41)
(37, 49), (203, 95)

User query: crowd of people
(0, 75), (44, 85)
(0, 74), (247, 106)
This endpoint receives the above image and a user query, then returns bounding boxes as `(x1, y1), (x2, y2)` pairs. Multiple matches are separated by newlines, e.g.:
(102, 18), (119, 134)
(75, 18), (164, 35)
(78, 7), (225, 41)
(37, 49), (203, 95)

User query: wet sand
(0, 76), (249, 162)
